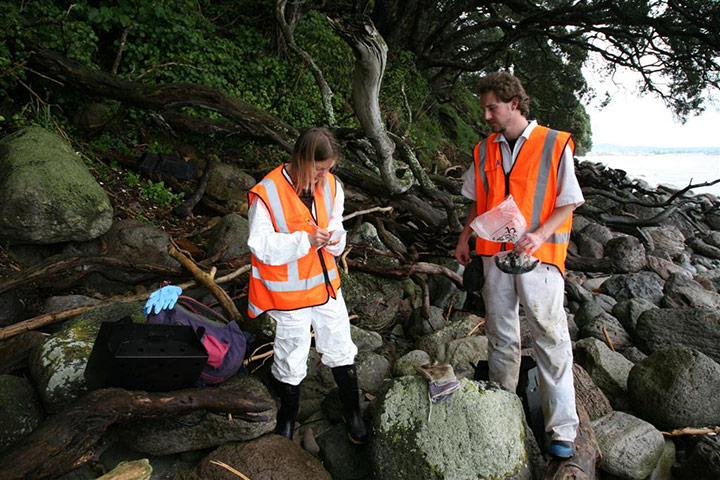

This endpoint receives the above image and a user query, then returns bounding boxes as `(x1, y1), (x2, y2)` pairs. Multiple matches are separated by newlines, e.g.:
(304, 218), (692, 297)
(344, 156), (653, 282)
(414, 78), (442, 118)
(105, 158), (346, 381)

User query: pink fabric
(203, 334), (229, 368)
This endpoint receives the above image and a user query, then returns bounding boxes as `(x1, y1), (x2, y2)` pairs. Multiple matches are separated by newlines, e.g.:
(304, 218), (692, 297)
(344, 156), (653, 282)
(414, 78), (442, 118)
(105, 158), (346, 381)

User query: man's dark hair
(477, 72), (530, 117)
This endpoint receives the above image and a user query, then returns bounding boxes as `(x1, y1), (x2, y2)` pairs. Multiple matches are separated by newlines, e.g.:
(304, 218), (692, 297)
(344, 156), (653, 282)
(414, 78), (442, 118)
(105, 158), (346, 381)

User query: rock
(436, 335), (488, 380)
(696, 267), (720, 292)
(193, 434), (331, 480)
(633, 308), (720, 363)
(572, 215), (593, 232)
(705, 231), (720, 249)
(206, 161), (256, 212)
(641, 226), (686, 258)
(340, 268), (402, 332)
(369, 376), (533, 480)
(0, 290), (24, 327)
(593, 411), (665, 480)
(28, 302), (144, 412)
(611, 298), (657, 336)
(102, 219), (179, 283)
(593, 293), (617, 313)
(43, 295), (101, 314)
(351, 222), (389, 252)
(392, 350), (431, 377)
(572, 364), (612, 421)
(427, 259), (466, 311)
(298, 349), (336, 420)
(646, 255), (693, 280)
(72, 102), (109, 129)
(415, 315), (478, 359)
(351, 325), (383, 352)
(565, 278), (594, 304)
(118, 372), (276, 455)
(574, 338), (634, 409)
(316, 423), (373, 480)
(0, 374), (44, 453)
(606, 235), (647, 273)
(600, 271), (665, 304)
(578, 312), (634, 352)
(627, 347), (720, 429)
(675, 435), (720, 480)
(0, 127), (113, 243)
(238, 312), (276, 343)
(621, 346), (648, 364)
(582, 275), (612, 292)
(573, 300), (606, 329)
(405, 306), (445, 339)
(648, 439), (675, 480)
(205, 213), (250, 262)
(662, 272), (720, 309)
(575, 230), (606, 258)
(356, 351), (391, 394)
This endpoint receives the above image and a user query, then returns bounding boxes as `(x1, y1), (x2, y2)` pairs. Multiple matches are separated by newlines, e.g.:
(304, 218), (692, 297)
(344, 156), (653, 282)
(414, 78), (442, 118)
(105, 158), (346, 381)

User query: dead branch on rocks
(0, 387), (272, 480)
(662, 426), (720, 436)
(168, 244), (242, 322)
(583, 177), (720, 208)
(345, 258), (463, 288)
(173, 153), (216, 217)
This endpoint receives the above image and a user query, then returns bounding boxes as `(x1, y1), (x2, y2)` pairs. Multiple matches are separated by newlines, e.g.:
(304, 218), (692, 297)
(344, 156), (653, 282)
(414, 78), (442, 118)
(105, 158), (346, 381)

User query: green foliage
(140, 179), (184, 206)
(125, 171), (140, 187)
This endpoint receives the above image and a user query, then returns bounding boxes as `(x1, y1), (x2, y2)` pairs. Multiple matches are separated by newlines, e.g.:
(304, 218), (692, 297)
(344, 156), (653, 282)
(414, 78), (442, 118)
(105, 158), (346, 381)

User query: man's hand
(454, 239), (471, 266)
(513, 231), (545, 255)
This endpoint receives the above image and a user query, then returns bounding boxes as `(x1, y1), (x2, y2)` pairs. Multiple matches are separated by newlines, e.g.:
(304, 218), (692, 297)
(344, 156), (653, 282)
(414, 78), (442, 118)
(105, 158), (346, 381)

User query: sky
(582, 67), (720, 150)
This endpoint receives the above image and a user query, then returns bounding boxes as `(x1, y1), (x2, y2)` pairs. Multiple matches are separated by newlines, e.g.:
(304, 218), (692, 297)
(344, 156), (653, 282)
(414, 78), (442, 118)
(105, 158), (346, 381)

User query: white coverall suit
(462, 121), (583, 442)
(247, 169), (357, 386)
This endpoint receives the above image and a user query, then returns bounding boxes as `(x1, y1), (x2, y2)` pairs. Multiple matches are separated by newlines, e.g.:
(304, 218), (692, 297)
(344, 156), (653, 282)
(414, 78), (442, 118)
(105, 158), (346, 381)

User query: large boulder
(611, 298), (657, 336)
(600, 271), (665, 304)
(392, 350), (432, 377)
(0, 290), (24, 327)
(592, 411), (665, 480)
(356, 351), (391, 394)
(192, 434), (331, 480)
(574, 338), (634, 409)
(627, 347), (720, 429)
(605, 235), (647, 273)
(206, 161), (256, 212)
(436, 335), (489, 380)
(641, 226), (686, 258)
(316, 423), (374, 480)
(646, 255), (693, 280)
(118, 372), (275, 455)
(675, 436), (720, 480)
(0, 127), (113, 243)
(340, 268), (402, 332)
(205, 213), (250, 262)
(28, 302), (144, 412)
(414, 315), (479, 359)
(102, 219), (179, 283)
(662, 272), (720, 309)
(370, 376), (535, 480)
(578, 312), (633, 352)
(633, 308), (720, 363)
(0, 374), (44, 453)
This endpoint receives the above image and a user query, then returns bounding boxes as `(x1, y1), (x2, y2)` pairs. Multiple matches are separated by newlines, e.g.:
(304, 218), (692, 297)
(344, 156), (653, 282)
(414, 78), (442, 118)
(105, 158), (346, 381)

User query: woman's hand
(308, 228), (331, 247)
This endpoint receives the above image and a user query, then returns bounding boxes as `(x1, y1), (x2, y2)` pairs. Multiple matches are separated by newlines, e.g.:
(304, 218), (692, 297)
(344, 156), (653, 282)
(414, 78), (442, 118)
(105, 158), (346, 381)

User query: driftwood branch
(0, 387), (272, 479)
(343, 205), (393, 222)
(0, 265), (250, 341)
(345, 258), (463, 288)
(96, 459), (151, 480)
(662, 426), (720, 437)
(584, 177), (720, 208)
(543, 404), (601, 480)
(168, 245), (242, 322)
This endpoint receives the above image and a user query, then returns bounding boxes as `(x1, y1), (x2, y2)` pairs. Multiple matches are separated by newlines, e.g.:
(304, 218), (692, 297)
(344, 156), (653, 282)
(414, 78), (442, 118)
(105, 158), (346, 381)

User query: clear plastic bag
(470, 195), (526, 243)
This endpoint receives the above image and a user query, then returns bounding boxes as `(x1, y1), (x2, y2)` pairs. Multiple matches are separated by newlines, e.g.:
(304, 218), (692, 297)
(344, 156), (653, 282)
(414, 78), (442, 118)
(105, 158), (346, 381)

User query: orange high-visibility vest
(247, 165), (341, 318)
(473, 125), (574, 274)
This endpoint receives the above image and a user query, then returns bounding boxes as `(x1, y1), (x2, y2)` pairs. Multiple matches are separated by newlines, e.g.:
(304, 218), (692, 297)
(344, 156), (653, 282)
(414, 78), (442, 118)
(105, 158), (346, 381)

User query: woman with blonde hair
(246, 127), (367, 444)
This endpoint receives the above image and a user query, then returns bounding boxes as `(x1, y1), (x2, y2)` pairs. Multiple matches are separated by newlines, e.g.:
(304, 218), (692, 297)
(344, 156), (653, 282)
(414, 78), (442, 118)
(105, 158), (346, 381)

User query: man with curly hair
(455, 71), (584, 459)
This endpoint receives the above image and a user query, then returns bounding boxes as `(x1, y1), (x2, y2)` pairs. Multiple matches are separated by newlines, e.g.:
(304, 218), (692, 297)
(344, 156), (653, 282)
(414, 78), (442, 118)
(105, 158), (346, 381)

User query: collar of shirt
(492, 120), (538, 172)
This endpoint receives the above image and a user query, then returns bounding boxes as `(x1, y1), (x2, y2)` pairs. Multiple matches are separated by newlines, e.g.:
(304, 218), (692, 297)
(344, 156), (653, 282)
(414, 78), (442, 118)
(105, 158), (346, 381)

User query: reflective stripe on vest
(247, 165), (341, 317)
(473, 125), (574, 274)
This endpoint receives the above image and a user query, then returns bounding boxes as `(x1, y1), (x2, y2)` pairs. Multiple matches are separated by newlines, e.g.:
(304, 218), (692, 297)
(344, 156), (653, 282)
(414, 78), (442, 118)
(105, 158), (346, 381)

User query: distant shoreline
(589, 144), (720, 155)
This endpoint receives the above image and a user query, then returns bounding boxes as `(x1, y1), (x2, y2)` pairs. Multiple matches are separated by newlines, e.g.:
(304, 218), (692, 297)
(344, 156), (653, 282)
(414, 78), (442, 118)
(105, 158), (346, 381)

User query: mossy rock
(370, 376), (533, 479)
(0, 374), (44, 453)
(28, 302), (144, 412)
(340, 268), (402, 332)
(0, 127), (113, 243)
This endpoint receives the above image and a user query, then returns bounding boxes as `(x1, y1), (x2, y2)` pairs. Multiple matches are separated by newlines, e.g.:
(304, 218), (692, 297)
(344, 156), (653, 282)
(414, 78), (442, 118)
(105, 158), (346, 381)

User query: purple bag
(148, 296), (246, 385)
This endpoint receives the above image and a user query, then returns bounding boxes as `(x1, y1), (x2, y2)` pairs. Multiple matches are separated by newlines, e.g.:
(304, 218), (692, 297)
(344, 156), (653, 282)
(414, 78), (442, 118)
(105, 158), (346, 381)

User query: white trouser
(268, 289), (358, 386)
(481, 257), (579, 442)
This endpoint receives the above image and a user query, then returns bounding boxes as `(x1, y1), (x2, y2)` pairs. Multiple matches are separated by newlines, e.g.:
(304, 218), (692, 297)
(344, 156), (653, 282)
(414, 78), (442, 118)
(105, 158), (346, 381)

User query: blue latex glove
(144, 285), (182, 316)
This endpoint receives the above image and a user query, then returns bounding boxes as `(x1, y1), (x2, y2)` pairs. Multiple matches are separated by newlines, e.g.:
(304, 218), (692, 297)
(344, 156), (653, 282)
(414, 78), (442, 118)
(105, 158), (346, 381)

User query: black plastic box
(138, 152), (199, 180)
(84, 319), (208, 392)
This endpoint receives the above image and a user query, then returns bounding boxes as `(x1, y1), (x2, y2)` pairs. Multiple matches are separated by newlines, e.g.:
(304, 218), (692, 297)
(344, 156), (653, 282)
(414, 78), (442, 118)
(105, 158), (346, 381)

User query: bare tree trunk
(328, 15), (412, 194)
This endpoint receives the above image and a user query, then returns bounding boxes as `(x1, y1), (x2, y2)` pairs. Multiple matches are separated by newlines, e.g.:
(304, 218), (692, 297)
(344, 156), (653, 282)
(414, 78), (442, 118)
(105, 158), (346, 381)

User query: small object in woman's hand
(494, 251), (539, 274)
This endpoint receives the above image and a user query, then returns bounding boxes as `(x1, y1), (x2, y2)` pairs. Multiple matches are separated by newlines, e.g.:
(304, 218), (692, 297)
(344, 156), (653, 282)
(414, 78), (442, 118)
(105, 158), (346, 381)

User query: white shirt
(460, 120), (584, 208)
(247, 166), (347, 266)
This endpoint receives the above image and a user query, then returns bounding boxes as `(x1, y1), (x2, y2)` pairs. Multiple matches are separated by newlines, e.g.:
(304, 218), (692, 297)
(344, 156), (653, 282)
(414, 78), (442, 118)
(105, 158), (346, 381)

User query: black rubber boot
(274, 381), (300, 440)
(332, 364), (369, 444)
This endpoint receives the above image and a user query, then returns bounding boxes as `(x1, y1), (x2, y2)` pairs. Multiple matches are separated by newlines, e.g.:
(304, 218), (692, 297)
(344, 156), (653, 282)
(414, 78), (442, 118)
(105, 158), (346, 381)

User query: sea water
(580, 152), (720, 196)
